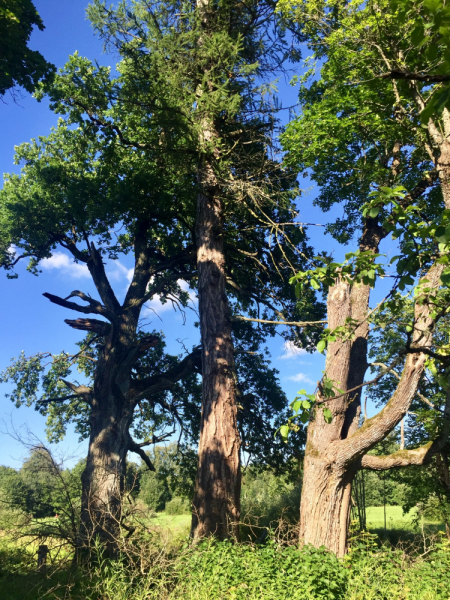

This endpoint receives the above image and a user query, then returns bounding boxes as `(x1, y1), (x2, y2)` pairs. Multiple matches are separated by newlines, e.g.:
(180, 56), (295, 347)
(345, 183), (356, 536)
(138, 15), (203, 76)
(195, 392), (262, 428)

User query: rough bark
(45, 230), (195, 556)
(299, 221), (383, 555)
(190, 155), (241, 541)
(79, 381), (133, 556)
(190, 0), (241, 541)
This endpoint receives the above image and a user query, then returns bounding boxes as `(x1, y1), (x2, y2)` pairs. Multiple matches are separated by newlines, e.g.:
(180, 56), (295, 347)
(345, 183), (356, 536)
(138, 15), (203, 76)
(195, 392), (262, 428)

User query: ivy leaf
(317, 339), (326, 353)
(300, 411), (309, 424)
(292, 400), (302, 413)
(323, 408), (333, 424)
(441, 270), (450, 286)
(279, 425), (289, 442)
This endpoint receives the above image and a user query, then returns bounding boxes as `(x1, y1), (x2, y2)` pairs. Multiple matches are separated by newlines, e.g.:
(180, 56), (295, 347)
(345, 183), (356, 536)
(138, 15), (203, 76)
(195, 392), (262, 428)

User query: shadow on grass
(368, 522), (446, 547)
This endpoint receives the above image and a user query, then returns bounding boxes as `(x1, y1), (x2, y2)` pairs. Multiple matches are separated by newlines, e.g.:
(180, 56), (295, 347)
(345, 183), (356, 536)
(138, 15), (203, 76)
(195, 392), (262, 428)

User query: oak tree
(279, 0), (450, 554)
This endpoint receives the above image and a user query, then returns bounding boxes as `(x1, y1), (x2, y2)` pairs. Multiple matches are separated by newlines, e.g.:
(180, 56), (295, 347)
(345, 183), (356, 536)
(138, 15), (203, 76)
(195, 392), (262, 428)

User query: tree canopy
(0, 0), (54, 100)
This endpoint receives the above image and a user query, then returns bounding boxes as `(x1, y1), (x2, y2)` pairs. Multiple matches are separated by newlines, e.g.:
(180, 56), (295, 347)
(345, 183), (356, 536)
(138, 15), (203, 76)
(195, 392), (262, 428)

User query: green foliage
(0, 0), (54, 98)
(241, 467), (302, 530)
(138, 444), (197, 511)
(1, 447), (64, 518)
(1, 523), (450, 599)
(139, 471), (171, 512)
(164, 497), (190, 516)
(176, 540), (347, 600)
(394, 0), (450, 123)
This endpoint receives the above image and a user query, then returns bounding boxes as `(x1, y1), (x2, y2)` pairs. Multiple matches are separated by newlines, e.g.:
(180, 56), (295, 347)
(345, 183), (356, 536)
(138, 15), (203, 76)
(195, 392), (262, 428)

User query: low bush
(165, 497), (190, 515)
(240, 468), (302, 535)
(1, 527), (449, 599)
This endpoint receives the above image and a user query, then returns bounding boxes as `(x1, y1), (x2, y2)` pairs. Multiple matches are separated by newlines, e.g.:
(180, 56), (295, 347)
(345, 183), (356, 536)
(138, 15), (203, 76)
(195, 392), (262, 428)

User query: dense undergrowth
(1, 526), (449, 600)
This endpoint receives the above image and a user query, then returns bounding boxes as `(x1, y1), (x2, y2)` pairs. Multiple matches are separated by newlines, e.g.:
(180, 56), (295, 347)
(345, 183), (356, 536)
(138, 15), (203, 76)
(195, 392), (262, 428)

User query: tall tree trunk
(299, 278), (367, 555)
(300, 254), (445, 555)
(191, 153), (241, 540)
(190, 0), (241, 541)
(77, 318), (136, 557)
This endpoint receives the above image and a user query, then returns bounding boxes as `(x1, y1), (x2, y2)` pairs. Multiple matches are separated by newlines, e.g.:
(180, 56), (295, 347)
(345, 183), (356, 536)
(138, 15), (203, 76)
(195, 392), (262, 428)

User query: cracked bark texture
(190, 0), (241, 541)
(190, 133), (241, 542)
(44, 233), (196, 557)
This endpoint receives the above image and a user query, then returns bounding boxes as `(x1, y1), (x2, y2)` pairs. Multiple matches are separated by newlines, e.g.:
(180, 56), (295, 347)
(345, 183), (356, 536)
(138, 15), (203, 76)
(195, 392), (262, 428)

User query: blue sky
(0, 0), (392, 468)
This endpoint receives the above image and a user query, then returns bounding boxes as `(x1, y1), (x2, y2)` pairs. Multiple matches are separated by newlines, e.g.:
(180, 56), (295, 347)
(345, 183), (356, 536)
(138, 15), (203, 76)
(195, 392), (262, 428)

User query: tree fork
(299, 219), (385, 556)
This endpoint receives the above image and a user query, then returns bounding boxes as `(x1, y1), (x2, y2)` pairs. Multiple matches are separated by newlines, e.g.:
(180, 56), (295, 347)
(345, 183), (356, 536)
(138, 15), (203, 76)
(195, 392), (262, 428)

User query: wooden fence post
(37, 544), (48, 574)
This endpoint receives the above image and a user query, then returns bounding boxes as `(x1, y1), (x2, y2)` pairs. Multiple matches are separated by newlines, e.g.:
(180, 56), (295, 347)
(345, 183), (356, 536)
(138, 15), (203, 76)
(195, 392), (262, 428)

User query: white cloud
(41, 252), (89, 278)
(143, 279), (197, 318)
(179, 279), (198, 306)
(278, 340), (308, 360)
(106, 261), (134, 284)
(287, 372), (315, 385)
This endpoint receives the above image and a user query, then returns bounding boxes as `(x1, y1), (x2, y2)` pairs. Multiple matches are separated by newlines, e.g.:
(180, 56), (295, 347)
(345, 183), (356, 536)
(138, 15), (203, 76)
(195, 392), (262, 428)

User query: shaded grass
(149, 512), (190, 532)
(363, 505), (446, 547)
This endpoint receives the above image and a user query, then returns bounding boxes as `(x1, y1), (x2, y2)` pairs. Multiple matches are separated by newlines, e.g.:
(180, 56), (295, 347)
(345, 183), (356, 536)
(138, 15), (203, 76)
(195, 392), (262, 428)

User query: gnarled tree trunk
(79, 393), (133, 556)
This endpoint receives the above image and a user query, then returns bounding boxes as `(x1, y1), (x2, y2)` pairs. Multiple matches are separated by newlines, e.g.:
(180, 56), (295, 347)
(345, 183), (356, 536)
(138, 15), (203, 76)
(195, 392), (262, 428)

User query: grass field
(149, 513), (191, 533)
(150, 506), (444, 535)
(366, 505), (443, 530)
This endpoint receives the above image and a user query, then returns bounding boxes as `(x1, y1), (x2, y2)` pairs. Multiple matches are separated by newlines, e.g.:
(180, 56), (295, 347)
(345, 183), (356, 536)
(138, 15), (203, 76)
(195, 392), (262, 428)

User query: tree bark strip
(190, 0), (241, 540)
(190, 156), (241, 541)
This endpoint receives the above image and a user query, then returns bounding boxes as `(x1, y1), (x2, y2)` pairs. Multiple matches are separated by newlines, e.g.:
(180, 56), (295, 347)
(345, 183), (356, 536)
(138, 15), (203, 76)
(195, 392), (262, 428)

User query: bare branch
(36, 394), (79, 405)
(43, 291), (115, 321)
(128, 438), (155, 471)
(232, 315), (327, 327)
(64, 318), (111, 336)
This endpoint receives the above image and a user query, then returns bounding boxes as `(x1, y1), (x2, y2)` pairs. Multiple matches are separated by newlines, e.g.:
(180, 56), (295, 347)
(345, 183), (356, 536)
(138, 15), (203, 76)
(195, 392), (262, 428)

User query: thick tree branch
(128, 346), (202, 403)
(361, 388), (450, 470)
(85, 242), (121, 314)
(335, 262), (444, 467)
(361, 442), (435, 470)
(128, 437), (155, 471)
(61, 379), (93, 404)
(43, 291), (115, 321)
(64, 318), (111, 336)
(372, 362), (439, 411)
(124, 240), (194, 311)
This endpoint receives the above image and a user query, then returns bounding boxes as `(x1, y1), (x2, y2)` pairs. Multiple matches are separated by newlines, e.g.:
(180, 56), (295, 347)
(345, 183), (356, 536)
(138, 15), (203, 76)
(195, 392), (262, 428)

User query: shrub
(240, 468), (301, 534)
(175, 540), (347, 600)
(165, 497), (190, 515)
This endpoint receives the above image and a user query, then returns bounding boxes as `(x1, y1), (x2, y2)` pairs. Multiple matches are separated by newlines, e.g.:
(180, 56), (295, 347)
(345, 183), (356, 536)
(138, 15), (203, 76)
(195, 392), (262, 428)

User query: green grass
(150, 512), (191, 532)
(366, 505), (443, 529)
